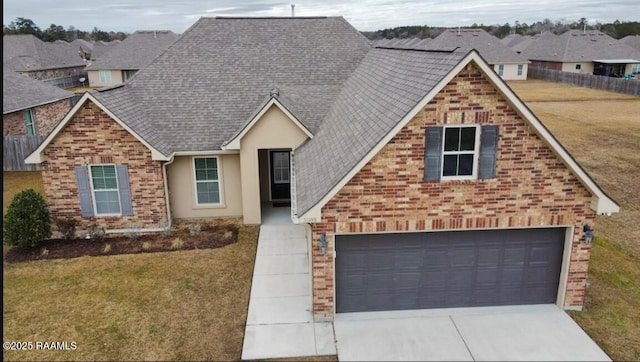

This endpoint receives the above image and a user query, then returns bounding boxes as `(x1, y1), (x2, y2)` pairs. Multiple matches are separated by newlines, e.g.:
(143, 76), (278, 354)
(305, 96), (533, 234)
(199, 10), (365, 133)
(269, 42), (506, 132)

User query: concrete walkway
(241, 205), (336, 360)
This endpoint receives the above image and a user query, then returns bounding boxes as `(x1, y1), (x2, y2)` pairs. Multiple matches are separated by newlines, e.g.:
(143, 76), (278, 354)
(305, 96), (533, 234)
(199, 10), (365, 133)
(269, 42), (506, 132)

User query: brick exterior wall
(3, 99), (72, 136)
(310, 62), (596, 319)
(41, 101), (168, 231)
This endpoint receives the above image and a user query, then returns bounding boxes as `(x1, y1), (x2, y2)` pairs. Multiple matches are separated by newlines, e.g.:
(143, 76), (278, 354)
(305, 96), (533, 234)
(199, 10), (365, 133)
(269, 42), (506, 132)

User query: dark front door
(270, 150), (291, 200)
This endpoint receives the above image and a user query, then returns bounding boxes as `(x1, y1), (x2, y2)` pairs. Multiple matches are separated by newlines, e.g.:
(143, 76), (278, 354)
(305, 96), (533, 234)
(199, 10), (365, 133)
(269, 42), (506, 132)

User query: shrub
(3, 189), (51, 247)
(87, 224), (105, 241)
(55, 218), (77, 240)
(188, 224), (201, 236)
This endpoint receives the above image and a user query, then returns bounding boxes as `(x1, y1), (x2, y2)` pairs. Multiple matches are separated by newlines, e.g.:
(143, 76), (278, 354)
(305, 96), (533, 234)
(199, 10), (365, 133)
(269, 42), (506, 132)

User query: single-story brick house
(26, 17), (619, 320)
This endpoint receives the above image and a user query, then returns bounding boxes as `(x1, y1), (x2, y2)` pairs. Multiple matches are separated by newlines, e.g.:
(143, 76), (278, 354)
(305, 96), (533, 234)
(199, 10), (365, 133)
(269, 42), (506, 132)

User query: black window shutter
(479, 125), (499, 179)
(117, 165), (134, 216)
(424, 127), (443, 181)
(75, 166), (94, 218)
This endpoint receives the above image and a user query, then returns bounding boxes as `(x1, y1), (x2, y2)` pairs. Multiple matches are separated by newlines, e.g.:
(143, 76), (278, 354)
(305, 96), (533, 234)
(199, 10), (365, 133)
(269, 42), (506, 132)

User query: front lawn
(3, 226), (259, 361)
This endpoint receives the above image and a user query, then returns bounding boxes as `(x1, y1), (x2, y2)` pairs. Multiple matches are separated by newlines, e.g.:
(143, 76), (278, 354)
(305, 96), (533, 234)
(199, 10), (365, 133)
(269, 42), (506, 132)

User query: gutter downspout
(162, 155), (176, 232)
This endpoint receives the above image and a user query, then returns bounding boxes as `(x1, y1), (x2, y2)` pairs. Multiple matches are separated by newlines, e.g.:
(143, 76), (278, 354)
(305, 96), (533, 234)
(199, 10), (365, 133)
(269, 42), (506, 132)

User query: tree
(41, 24), (67, 42)
(91, 27), (110, 42)
(3, 189), (51, 247)
(5, 17), (42, 37)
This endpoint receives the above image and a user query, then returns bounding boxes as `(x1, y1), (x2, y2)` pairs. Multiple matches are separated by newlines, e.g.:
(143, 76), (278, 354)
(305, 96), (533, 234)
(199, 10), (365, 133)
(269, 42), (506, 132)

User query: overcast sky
(3, 0), (639, 34)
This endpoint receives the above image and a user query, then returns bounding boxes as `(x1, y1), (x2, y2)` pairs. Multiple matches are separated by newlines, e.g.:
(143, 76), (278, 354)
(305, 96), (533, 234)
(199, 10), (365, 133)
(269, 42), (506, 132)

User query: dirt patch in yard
(4, 219), (240, 263)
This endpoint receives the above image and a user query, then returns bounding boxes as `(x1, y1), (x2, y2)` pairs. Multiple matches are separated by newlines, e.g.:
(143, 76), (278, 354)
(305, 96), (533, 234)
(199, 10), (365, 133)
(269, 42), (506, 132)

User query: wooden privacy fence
(528, 67), (640, 96)
(3, 135), (46, 171)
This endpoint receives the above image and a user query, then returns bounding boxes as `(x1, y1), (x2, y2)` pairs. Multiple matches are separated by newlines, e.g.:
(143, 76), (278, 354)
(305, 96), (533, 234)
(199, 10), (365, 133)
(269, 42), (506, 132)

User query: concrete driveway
(334, 304), (611, 361)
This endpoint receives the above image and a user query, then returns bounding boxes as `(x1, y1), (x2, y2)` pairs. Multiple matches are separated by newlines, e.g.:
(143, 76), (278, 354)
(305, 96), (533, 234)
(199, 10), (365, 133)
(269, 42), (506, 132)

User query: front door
(270, 150), (291, 200)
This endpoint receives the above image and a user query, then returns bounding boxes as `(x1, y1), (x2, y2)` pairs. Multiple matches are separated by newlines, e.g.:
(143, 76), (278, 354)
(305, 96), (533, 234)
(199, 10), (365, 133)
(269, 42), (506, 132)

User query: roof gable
(223, 97), (313, 150)
(294, 48), (619, 222)
(25, 93), (169, 164)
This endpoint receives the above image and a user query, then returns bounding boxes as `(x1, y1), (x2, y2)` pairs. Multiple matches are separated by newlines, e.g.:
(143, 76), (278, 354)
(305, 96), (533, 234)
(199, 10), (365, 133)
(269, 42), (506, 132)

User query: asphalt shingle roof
(3, 66), (75, 114)
(620, 35), (640, 51)
(3, 34), (87, 71)
(520, 30), (640, 61)
(427, 29), (529, 64)
(86, 31), (179, 70)
(92, 17), (372, 156)
(294, 46), (470, 215)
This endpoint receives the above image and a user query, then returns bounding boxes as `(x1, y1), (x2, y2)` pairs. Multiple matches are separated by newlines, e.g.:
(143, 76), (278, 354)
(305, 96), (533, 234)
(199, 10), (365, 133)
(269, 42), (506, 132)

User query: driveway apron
(334, 304), (611, 361)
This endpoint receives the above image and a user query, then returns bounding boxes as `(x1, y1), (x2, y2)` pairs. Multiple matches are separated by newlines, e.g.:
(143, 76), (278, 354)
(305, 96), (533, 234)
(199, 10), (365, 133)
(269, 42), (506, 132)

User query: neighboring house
(427, 29), (530, 80)
(3, 34), (87, 87)
(26, 17), (619, 320)
(89, 40), (121, 61)
(85, 31), (179, 87)
(3, 66), (75, 136)
(519, 29), (640, 77)
(3, 66), (75, 171)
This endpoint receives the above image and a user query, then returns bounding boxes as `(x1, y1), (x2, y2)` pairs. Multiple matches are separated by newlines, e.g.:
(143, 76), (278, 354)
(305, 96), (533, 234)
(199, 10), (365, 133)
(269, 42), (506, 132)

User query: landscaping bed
(4, 220), (240, 263)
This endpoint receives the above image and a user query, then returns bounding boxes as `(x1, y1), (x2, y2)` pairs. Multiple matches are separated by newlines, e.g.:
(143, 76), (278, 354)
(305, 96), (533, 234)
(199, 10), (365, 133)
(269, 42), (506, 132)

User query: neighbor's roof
(520, 30), (640, 62)
(86, 31), (179, 70)
(294, 47), (470, 215)
(3, 66), (75, 114)
(90, 40), (121, 60)
(3, 34), (87, 71)
(427, 29), (529, 64)
(374, 37), (431, 48)
(620, 35), (640, 51)
(90, 17), (372, 156)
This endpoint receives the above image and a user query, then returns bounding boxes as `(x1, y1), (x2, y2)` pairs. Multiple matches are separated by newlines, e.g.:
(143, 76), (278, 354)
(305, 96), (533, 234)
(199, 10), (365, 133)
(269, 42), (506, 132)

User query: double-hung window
(194, 157), (221, 205)
(498, 64), (504, 76)
(424, 124), (499, 182)
(90, 164), (121, 214)
(517, 64), (523, 76)
(442, 126), (479, 179)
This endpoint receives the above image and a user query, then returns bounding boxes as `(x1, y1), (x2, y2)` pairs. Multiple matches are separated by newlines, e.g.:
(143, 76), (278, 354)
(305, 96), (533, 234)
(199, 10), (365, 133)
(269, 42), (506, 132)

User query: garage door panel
(336, 228), (565, 313)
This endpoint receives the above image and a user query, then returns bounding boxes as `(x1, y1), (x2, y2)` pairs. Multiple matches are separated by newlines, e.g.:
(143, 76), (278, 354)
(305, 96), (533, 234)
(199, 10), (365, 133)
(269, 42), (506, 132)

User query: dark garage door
(336, 228), (565, 313)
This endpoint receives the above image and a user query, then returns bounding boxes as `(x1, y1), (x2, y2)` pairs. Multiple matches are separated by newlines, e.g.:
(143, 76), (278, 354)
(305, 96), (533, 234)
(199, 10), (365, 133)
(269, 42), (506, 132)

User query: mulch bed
(4, 221), (240, 263)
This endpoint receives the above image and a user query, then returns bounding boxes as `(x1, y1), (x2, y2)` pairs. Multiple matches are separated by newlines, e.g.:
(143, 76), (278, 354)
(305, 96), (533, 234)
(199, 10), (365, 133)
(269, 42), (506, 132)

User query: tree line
(362, 18), (640, 40)
(3, 17), (128, 42)
(4, 16), (638, 43)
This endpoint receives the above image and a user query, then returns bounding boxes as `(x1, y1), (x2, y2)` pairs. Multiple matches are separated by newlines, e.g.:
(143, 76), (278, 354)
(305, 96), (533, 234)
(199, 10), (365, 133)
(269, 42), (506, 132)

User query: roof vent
(270, 87), (279, 97)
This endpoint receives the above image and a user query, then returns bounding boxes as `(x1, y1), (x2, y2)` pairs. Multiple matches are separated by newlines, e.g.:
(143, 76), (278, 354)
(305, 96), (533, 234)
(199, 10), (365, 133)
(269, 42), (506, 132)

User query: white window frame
(498, 64), (504, 76)
(99, 70), (112, 84)
(517, 64), (523, 76)
(192, 156), (223, 206)
(89, 164), (121, 216)
(441, 125), (481, 181)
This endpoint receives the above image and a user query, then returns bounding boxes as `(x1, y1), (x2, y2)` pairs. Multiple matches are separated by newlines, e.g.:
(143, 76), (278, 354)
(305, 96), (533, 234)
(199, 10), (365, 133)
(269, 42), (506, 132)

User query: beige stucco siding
(493, 63), (528, 80)
(561, 62), (595, 74)
(87, 69), (124, 87)
(239, 104), (310, 224)
(167, 154), (243, 219)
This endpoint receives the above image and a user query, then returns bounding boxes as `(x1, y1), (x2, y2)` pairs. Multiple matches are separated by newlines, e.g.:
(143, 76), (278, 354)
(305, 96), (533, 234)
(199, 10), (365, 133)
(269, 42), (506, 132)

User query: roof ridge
(213, 16), (330, 19)
(374, 46), (460, 53)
